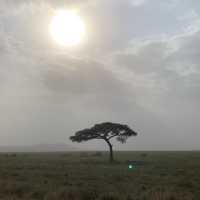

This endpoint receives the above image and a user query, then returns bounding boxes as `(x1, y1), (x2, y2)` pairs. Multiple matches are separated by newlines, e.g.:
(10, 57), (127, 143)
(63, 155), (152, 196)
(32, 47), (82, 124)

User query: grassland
(0, 151), (199, 200)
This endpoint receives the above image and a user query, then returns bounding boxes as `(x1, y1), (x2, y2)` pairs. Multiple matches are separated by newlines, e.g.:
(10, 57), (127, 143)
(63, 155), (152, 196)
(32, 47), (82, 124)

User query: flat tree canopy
(70, 122), (138, 162)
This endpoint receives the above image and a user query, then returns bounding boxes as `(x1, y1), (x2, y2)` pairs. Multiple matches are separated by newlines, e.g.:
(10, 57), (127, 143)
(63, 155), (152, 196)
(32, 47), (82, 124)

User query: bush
(80, 152), (89, 157)
(141, 153), (148, 157)
(93, 152), (103, 157)
(10, 154), (17, 157)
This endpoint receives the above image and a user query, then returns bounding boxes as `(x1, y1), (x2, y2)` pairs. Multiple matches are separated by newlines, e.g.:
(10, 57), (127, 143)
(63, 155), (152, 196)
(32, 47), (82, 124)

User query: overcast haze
(0, 0), (200, 150)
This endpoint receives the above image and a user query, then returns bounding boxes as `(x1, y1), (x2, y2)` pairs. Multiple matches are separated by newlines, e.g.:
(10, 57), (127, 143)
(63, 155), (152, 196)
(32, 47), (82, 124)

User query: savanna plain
(0, 151), (199, 200)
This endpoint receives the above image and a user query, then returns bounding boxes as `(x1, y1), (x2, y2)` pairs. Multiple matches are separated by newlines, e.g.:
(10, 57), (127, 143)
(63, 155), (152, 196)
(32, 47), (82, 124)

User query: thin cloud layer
(0, 0), (199, 150)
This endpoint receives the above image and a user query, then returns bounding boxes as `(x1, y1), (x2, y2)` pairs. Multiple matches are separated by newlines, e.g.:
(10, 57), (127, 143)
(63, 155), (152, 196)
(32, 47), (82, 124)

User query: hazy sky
(0, 0), (200, 150)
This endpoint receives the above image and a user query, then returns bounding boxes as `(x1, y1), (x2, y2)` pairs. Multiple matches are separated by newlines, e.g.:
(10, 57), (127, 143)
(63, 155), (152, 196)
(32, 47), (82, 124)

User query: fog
(0, 0), (200, 150)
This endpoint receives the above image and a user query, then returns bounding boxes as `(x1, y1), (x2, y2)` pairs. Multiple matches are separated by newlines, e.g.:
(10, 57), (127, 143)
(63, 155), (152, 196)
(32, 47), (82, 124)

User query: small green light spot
(128, 164), (133, 169)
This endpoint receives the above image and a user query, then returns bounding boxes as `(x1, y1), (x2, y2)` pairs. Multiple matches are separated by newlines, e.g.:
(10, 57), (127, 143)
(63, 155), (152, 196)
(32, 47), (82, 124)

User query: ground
(0, 151), (199, 200)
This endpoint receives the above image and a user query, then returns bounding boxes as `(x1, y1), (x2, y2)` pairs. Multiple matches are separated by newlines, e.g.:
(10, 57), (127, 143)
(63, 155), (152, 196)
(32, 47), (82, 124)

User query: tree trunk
(105, 139), (114, 162)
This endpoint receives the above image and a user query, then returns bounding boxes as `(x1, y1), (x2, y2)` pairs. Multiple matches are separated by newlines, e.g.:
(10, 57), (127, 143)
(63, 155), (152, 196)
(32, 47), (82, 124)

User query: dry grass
(0, 151), (198, 199)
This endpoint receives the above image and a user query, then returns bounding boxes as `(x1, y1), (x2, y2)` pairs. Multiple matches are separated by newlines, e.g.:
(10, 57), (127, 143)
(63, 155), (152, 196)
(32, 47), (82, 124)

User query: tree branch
(107, 134), (117, 140)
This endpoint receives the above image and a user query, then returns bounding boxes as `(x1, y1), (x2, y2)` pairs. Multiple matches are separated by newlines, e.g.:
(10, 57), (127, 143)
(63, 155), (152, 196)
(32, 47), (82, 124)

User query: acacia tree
(69, 122), (138, 162)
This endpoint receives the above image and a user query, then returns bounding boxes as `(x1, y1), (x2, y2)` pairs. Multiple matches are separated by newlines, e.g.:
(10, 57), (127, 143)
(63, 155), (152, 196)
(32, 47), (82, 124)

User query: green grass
(0, 151), (199, 199)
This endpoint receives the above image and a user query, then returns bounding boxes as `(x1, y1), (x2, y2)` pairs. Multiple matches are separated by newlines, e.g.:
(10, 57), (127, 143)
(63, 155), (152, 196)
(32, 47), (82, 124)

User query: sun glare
(50, 10), (86, 46)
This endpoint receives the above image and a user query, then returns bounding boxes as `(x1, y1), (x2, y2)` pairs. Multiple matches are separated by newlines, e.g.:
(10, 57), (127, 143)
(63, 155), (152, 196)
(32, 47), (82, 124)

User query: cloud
(112, 25), (200, 107)
(0, 0), (200, 149)
(130, 0), (146, 7)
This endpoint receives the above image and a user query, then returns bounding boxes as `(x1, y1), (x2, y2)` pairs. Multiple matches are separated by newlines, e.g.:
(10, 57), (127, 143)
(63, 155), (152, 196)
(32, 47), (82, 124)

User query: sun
(50, 10), (86, 46)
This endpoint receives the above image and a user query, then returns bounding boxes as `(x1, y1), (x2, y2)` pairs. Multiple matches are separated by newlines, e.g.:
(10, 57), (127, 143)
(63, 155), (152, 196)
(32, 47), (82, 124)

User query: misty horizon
(0, 0), (200, 151)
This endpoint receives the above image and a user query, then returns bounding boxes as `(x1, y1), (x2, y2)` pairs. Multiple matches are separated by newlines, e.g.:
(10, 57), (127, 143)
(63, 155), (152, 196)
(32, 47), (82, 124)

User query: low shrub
(93, 152), (103, 157)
